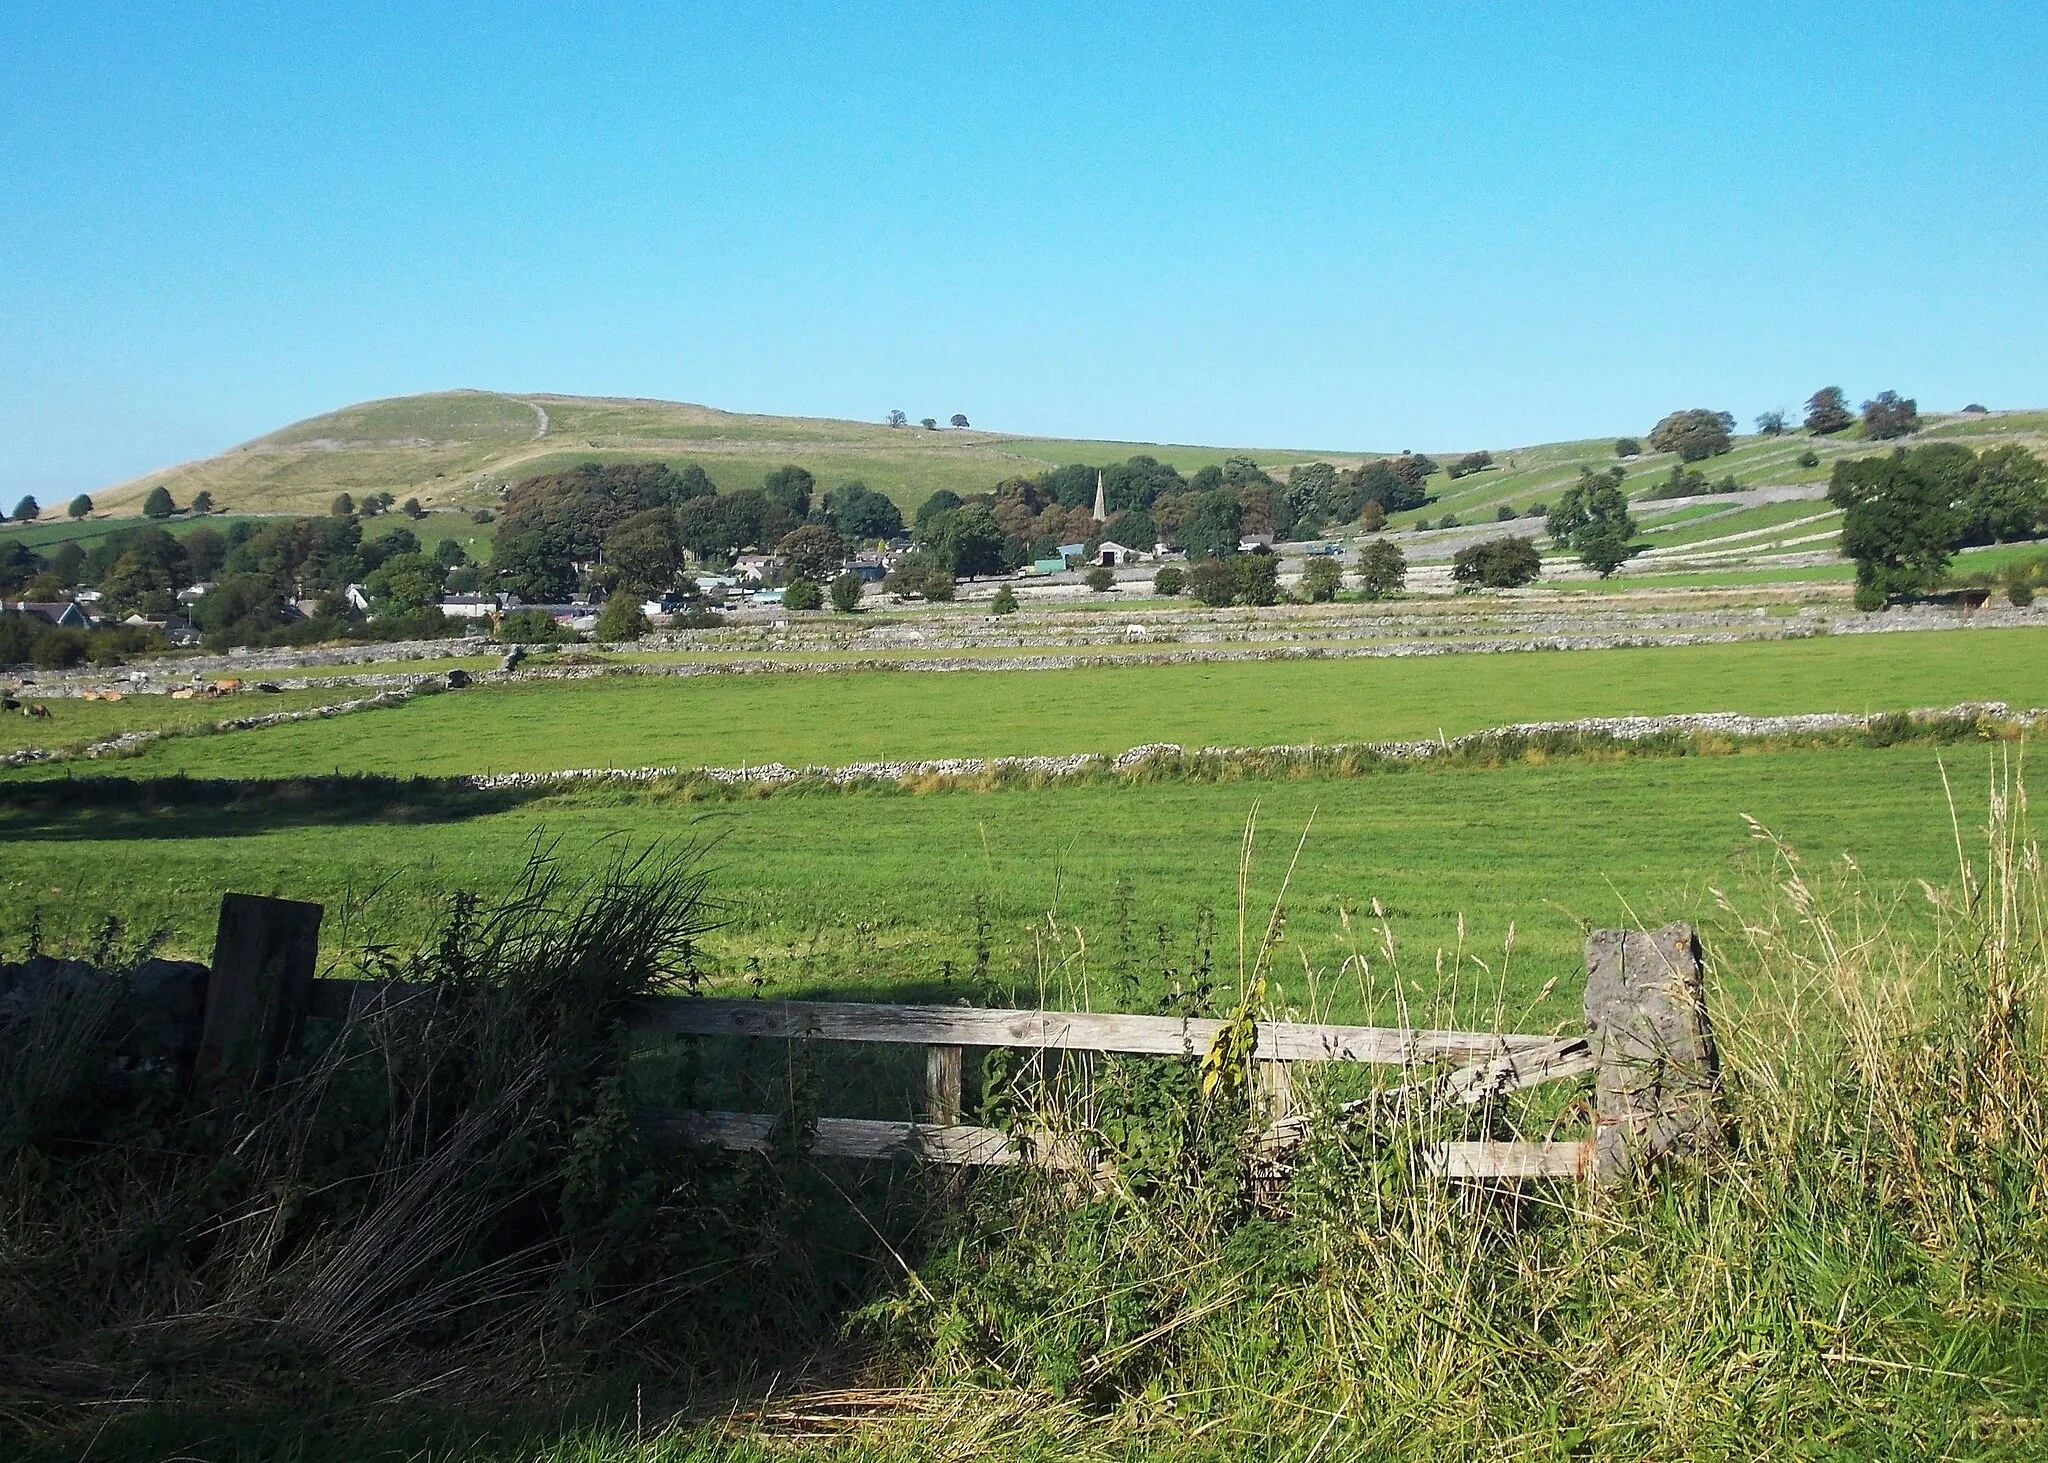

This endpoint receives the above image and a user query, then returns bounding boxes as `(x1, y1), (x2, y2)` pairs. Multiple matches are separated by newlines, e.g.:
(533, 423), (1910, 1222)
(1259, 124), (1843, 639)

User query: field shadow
(0, 773), (544, 843)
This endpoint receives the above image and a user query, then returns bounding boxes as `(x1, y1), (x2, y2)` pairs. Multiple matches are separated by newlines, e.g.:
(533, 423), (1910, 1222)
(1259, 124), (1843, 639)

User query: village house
(7, 600), (89, 628)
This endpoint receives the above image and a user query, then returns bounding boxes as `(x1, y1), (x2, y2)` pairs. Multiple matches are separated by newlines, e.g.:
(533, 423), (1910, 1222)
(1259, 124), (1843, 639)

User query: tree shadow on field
(0, 773), (544, 843)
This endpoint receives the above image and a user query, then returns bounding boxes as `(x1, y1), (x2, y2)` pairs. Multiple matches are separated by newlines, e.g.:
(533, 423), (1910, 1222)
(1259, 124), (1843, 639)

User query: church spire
(1092, 470), (1107, 523)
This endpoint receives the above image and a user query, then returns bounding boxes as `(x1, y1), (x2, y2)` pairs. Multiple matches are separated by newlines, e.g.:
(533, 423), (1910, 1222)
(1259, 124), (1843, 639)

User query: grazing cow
(25, 703), (52, 719)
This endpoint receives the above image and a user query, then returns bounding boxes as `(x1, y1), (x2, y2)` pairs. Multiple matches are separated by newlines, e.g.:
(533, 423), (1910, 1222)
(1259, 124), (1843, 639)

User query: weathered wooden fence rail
(237, 897), (1723, 1185)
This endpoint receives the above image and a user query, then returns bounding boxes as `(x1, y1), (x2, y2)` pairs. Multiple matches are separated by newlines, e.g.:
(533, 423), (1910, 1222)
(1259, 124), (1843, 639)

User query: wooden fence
(243, 895), (1722, 1184)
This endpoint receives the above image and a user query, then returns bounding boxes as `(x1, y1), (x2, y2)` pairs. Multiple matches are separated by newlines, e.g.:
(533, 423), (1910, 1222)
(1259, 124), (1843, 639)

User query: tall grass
(834, 759), (2048, 1458)
(9, 766), (2048, 1459)
(0, 847), (726, 1406)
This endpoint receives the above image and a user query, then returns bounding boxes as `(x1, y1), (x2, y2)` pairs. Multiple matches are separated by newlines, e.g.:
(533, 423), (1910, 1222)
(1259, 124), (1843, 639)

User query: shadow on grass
(0, 773), (543, 842)
(3, 1394), (676, 1463)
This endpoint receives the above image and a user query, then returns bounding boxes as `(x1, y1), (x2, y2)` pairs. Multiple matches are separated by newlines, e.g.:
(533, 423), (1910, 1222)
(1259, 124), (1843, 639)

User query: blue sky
(2, 2), (2043, 496)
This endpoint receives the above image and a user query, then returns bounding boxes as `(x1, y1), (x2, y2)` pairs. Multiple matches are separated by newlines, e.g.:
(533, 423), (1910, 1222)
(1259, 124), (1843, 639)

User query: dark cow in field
(24, 703), (51, 719)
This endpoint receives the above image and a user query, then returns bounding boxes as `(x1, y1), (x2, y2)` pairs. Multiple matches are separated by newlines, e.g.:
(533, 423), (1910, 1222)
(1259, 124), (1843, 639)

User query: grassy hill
(77, 392), (2048, 529)
(85, 391), (1353, 519)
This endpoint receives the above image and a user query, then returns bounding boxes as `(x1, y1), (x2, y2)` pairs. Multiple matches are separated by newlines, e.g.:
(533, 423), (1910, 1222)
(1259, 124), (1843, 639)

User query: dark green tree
(824, 482), (904, 540)
(11, 496), (39, 522)
(914, 489), (964, 531)
(782, 578), (823, 611)
(142, 486), (176, 519)
(1233, 551), (1280, 606)
(1755, 411), (1787, 436)
(1614, 438), (1642, 457)
(989, 584), (1018, 613)
(1152, 565), (1185, 597)
(776, 524), (846, 584)
(1547, 466), (1640, 577)
(331, 493), (356, 517)
(761, 466), (816, 518)
(1173, 491), (1244, 560)
(1355, 540), (1407, 599)
(1804, 387), (1854, 435)
(1450, 537), (1542, 590)
(828, 571), (865, 613)
(920, 504), (1007, 578)
(67, 494), (93, 519)
(595, 594), (651, 642)
(1829, 450), (1960, 605)
(602, 508), (682, 595)
(1648, 410), (1735, 461)
(1187, 558), (1236, 606)
(1861, 391), (1920, 440)
(1301, 555), (1342, 601)
(1084, 565), (1115, 592)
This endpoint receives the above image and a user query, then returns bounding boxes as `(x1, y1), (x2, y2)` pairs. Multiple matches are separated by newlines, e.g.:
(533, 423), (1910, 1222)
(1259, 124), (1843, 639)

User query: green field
(0, 686), (366, 755)
(0, 740), (1986, 1034)
(12, 626), (2039, 781)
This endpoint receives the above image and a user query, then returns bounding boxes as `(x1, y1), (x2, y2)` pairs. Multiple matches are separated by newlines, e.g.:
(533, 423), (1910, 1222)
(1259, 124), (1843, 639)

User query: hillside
(87, 391), (1352, 519)
(82, 392), (2048, 530)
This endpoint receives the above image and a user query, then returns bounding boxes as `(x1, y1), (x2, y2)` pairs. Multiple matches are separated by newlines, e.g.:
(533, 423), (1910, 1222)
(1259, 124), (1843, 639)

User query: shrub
(1354, 540), (1406, 599)
(471, 508), (496, 525)
(67, 494), (92, 520)
(331, 493), (355, 517)
(1614, 437), (1642, 457)
(1152, 566), (1185, 597)
(402, 497), (424, 519)
(142, 487), (176, 519)
(497, 609), (559, 643)
(1853, 580), (1886, 612)
(1187, 558), (1236, 606)
(1436, 514), (1460, 530)
(989, 584), (1019, 614)
(190, 490), (214, 514)
(1963, 402), (1989, 414)
(1084, 566), (1115, 593)
(11, 495), (39, 523)
(2008, 580), (2035, 607)
(1797, 448), (1822, 468)
(595, 595), (650, 642)
(1495, 504), (1516, 521)
(782, 578), (823, 611)
(1451, 535), (1542, 590)
(829, 571), (865, 613)
(1357, 501), (1387, 533)
(1300, 556), (1342, 601)
(1446, 451), (1493, 480)
(1233, 551), (1280, 606)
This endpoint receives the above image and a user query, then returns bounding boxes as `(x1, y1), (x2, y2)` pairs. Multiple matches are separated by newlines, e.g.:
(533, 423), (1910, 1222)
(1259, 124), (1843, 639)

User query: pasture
(10, 624), (2042, 780)
(0, 740), (1987, 1031)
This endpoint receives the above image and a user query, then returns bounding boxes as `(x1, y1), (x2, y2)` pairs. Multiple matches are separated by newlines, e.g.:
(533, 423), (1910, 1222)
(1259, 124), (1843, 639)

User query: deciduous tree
(1649, 409), (1735, 461)
(1354, 540), (1406, 599)
(1804, 387), (1853, 435)
(1861, 391), (1920, 440)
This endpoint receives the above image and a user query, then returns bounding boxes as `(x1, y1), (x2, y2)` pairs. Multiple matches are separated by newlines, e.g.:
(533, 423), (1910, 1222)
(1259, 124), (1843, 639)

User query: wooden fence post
(1584, 922), (1723, 1181)
(197, 893), (324, 1089)
(925, 1044), (964, 1125)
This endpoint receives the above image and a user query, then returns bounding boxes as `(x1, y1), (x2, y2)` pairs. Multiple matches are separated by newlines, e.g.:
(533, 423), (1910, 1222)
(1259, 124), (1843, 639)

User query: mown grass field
(11, 625), (2039, 780)
(0, 740), (1988, 1037)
